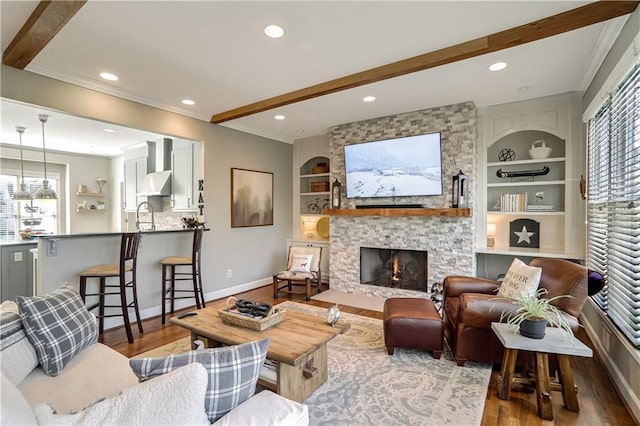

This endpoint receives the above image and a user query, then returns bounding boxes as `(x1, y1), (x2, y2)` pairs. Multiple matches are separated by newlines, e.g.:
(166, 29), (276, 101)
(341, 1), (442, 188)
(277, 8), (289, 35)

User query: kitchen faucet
(135, 201), (155, 231)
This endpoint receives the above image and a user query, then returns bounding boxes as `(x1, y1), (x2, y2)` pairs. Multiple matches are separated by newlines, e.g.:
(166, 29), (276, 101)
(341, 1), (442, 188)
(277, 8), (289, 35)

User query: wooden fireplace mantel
(324, 208), (472, 217)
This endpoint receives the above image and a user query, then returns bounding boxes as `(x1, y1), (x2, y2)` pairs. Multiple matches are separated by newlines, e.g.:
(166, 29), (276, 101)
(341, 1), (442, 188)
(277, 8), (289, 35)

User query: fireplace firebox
(359, 247), (428, 292)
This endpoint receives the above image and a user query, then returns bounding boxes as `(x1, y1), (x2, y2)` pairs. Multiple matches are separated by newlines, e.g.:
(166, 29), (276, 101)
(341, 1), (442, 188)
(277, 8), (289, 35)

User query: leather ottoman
(383, 297), (443, 359)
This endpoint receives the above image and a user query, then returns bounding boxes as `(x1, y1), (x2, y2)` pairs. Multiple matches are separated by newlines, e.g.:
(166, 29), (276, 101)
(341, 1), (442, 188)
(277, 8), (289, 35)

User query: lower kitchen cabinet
(0, 243), (36, 301)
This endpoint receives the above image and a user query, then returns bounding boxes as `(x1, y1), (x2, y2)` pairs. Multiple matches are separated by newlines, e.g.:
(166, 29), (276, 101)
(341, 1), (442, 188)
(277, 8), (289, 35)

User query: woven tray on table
(218, 296), (286, 331)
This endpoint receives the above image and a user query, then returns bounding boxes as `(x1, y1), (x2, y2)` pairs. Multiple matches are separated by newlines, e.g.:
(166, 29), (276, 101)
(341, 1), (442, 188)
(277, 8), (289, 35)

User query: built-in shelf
(300, 172), (330, 178)
(487, 157), (565, 167)
(487, 211), (564, 216)
(487, 180), (564, 187)
(325, 208), (472, 217)
(301, 191), (330, 196)
(476, 246), (583, 260)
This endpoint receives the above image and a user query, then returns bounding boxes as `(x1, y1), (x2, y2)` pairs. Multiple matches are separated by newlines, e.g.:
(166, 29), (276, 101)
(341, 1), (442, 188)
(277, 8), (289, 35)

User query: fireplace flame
(391, 254), (400, 283)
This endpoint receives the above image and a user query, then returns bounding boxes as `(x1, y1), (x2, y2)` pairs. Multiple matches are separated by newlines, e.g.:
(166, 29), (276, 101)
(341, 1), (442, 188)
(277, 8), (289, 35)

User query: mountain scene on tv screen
(346, 142), (441, 197)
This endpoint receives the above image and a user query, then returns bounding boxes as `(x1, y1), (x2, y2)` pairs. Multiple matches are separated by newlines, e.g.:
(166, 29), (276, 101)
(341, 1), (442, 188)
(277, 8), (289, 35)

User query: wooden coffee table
(170, 303), (350, 402)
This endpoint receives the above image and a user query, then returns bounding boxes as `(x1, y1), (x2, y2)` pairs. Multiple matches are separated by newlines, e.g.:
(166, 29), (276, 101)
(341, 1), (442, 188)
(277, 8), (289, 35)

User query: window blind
(587, 62), (640, 348)
(0, 175), (18, 242)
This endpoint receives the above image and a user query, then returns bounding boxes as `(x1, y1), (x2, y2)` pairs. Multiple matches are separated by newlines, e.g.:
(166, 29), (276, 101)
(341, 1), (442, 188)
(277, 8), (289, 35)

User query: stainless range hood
(137, 170), (172, 196)
(137, 138), (172, 196)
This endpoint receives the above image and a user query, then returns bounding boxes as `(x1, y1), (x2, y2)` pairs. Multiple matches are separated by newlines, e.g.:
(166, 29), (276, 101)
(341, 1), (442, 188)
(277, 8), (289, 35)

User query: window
(0, 174), (59, 242)
(587, 62), (640, 348)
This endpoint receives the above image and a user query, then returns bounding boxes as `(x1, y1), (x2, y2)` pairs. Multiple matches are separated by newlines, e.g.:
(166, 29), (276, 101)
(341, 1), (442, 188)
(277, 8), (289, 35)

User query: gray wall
(1, 65), (293, 295)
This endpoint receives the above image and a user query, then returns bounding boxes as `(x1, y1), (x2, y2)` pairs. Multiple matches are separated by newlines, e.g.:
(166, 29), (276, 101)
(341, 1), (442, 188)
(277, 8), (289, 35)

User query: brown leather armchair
(443, 258), (603, 367)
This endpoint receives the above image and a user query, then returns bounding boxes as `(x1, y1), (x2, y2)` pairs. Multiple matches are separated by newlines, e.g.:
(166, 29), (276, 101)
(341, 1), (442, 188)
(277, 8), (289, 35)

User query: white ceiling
(0, 1), (631, 155)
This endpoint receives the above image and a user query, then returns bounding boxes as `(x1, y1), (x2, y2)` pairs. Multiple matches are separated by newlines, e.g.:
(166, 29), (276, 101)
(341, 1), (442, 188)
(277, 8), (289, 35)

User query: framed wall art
(231, 168), (274, 228)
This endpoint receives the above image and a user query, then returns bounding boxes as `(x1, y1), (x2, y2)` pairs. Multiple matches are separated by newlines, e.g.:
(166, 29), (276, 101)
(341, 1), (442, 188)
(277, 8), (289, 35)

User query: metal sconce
(33, 114), (58, 200)
(452, 169), (468, 208)
(331, 178), (342, 209)
(12, 126), (33, 201)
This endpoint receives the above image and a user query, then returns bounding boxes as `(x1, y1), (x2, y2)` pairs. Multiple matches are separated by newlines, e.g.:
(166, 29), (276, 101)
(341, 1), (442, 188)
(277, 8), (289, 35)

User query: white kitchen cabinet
(287, 239), (329, 283)
(122, 142), (154, 212)
(123, 156), (147, 212)
(171, 140), (202, 212)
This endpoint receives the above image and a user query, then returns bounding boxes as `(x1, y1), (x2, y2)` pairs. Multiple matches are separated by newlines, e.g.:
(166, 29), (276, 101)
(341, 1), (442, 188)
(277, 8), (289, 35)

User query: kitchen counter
(37, 228), (198, 240)
(34, 230), (204, 330)
(0, 240), (39, 246)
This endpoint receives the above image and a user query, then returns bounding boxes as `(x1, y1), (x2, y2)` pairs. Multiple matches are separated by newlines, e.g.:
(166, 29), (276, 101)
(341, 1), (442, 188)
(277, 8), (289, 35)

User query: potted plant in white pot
(495, 288), (574, 339)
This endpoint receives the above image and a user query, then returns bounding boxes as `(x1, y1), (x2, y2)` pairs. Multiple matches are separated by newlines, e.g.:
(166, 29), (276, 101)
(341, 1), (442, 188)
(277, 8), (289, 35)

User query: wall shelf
(325, 208), (472, 217)
(77, 208), (105, 213)
(76, 192), (106, 197)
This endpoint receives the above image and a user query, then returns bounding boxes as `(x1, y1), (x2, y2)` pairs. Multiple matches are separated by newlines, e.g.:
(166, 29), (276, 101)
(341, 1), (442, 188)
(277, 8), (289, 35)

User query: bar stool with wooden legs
(160, 228), (206, 324)
(79, 232), (143, 344)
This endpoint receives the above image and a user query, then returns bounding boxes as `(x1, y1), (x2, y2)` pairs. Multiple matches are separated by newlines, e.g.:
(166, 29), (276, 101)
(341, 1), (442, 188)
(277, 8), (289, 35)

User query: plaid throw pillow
(16, 284), (98, 377)
(130, 339), (270, 423)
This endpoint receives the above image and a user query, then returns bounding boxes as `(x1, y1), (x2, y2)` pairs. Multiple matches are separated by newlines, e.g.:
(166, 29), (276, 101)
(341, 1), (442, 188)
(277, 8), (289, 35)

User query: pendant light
(33, 114), (58, 200)
(12, 126), (33, 201)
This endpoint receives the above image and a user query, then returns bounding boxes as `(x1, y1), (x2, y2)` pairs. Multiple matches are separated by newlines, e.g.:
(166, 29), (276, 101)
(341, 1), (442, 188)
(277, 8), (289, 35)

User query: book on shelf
(526, 205), (555, 212)
(499, 193), (528, 212)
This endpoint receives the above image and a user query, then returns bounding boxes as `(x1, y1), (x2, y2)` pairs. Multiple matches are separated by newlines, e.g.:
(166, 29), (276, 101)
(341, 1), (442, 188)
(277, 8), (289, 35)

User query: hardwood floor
(102, 284), (635, 426)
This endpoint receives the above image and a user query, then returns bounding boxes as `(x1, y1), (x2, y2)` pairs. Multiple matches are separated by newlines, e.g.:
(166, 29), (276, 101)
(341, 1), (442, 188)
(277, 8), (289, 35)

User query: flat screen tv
(344, 132), (443, 198)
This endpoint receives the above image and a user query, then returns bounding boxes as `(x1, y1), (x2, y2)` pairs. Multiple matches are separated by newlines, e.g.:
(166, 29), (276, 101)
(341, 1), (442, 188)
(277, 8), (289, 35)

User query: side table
(491, 322), (593, 420)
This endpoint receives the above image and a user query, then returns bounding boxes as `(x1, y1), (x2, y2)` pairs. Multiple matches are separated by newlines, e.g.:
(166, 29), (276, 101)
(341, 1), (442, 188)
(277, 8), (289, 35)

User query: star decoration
(514, 225), (535, 244)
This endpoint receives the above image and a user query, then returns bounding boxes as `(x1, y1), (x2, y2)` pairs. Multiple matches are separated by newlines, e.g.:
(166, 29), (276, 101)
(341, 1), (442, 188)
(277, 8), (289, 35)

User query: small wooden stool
(383, 297), (444, 359)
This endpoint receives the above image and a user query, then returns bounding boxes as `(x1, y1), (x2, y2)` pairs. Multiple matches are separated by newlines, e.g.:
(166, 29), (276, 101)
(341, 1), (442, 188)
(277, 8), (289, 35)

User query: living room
(1, 2), (639, 425)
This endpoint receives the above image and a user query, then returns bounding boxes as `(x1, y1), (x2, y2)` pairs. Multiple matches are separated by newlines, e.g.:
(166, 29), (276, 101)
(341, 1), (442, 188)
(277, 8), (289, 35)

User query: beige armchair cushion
(286, 246), (321, 273)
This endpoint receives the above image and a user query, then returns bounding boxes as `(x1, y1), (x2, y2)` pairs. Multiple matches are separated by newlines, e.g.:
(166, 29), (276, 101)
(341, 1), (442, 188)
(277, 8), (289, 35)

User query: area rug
(133, 302), (492, 425)
(311, 289), (386, 312)
(278, 301), (491, 426)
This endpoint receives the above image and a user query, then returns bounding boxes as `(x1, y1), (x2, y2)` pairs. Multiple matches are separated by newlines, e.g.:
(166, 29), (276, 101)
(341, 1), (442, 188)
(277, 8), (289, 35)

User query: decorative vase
(519, 318), (547, 339)
(325, 304), (340, 327)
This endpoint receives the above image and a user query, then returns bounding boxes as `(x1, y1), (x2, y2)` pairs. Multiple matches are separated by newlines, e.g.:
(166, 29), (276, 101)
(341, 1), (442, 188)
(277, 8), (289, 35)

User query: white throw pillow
(33, 363), (209, 426)
(213, 390), (309, 426)
(1, 372), (37, 426)
(289, 254), (313, 272)
(496, 258), (542, 300)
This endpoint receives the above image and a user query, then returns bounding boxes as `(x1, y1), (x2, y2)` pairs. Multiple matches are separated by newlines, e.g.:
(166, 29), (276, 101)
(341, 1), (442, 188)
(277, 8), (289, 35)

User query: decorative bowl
(529, 140), (552, 159)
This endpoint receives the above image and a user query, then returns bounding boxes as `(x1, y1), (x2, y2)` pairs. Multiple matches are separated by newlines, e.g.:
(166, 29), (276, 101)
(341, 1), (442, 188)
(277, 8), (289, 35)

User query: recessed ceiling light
(264, 25), (284, 38)
(274, 114), (285, 120)
(489, 62), (507, 71)
(181, 99), (195, 106)
(363, 96), (376, 102)
(103, 129), (115, 133)
(518, 85), (531, 92)
(297, 129), (305, 134)
(100, 72), (118, 81)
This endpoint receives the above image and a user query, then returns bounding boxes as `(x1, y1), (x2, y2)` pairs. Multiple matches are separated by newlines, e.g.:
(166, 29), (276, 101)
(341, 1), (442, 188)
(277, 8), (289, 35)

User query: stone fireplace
(327, 101), (477, 299)
(360, 247), (428, 292)
(329, 214), (474, 298)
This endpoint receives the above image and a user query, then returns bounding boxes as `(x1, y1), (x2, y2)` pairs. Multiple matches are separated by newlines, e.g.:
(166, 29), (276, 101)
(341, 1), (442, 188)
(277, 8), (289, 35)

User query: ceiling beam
(211, 0), (639, 124)
(2, 0), (87, 69)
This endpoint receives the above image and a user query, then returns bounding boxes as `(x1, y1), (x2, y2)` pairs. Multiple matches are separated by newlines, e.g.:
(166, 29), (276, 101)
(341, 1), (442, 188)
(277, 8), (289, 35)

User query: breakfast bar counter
(35, 229), (197, 330)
